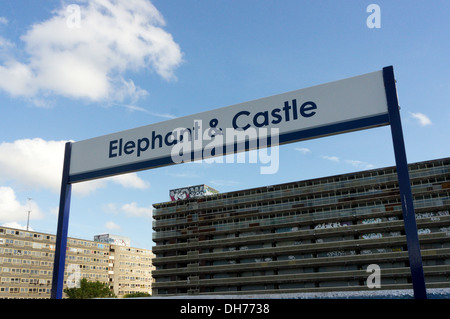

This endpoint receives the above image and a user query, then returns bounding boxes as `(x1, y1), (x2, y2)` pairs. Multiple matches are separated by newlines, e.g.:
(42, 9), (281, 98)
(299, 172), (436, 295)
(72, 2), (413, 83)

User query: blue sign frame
(384, 66), (427, 299)
(51, 66), (427, 299)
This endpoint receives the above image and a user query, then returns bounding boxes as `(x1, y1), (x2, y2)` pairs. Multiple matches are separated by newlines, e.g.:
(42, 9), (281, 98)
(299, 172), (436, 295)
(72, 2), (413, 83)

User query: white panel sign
(69, 70), (389, 182)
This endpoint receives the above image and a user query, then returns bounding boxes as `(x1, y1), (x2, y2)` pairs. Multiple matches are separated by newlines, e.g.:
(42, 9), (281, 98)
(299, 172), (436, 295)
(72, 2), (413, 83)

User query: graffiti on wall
(170, 184), (219, 201)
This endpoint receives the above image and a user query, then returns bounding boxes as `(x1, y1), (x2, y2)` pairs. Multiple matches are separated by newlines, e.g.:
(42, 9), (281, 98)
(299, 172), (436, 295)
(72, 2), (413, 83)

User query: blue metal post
(51, 142), (73, 299)
(383, 66), (427, 299)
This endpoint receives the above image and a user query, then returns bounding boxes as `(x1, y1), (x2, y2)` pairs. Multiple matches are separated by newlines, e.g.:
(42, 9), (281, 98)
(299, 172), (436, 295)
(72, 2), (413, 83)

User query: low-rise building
(0, 228), (154, 298)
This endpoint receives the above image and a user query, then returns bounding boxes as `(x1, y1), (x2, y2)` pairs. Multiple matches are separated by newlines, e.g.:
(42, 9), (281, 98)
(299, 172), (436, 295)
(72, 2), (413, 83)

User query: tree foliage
(64, 278), (116, 299)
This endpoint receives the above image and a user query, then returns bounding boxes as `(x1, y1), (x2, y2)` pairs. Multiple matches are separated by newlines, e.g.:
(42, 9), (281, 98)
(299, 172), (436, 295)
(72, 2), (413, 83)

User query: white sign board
(69, 70), (389, 182)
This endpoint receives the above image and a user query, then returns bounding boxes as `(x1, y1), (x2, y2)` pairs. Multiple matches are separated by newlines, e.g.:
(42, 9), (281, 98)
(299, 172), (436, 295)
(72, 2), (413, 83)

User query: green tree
(64, 278), (116, 299)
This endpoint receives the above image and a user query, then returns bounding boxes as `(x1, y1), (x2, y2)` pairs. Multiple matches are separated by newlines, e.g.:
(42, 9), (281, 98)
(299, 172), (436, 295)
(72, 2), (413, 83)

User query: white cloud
(320, 155), (340, 162)
(103, 203), (119, 214)
(105, 221), (121, 231)
(0, 0), (183, 104)
(107, 173), (150, 190)
(209, 179), (239, 187)
(320, 155), (375, 170)
(71, 179), (108, 196)
(1, 222), (32, 231)
(121, 202), (153, 218)
(116, 103), (177, 119)
(0, 36), (14, 52)
(409, 112), (432, 126)
(0, 138), (66, 193)
(0, 138), (150, 195)
(0, 186), (43, 223)
(104, 201), (153, 218)
(0, 17), (7, 25)
(50, 207), (59, 217)
(345, 159), (375, 170)
(168, 171), (200, 178)
(0, 61), (36, 97)
(294, 147), (311, 154)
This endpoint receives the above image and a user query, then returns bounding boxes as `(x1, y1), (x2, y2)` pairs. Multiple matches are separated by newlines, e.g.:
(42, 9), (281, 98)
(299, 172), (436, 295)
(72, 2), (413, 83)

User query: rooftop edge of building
(152, 156), (450, 209)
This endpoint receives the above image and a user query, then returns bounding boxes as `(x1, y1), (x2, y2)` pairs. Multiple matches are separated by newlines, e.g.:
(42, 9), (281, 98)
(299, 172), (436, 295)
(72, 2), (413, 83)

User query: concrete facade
(0, 228), (154, 298)
(152, 158), (450, 295)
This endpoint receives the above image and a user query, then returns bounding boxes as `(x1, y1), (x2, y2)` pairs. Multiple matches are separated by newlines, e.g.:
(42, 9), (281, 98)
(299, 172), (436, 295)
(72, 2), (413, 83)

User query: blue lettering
(232, 110), (251, 130)
(232, 99), (317, 131)
(124, 140), (135, 155)
(292, 99), (298, 120)
(271, 108), (282, 124)
(109, 140), (118, 158)
(193, 121), (201, 140)
(152, 131), (162, 149)
(179, 128), (191, 142)
(137, 138), (149, 157)
(253, 111), (269, 128)
(283, 101), (292, 121)
(107, 99), (317, 159)
(164, 131), (177, 146)
(300, 101), (317, 117)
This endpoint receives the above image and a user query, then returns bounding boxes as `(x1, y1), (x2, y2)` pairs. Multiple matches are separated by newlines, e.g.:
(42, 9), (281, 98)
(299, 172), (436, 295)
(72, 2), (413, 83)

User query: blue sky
(0, 0), (449, 249)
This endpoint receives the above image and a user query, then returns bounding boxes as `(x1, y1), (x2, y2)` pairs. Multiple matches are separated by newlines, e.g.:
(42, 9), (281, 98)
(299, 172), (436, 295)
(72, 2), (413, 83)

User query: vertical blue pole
(51, 142), (72, 299)
(383, 66), (427, 299)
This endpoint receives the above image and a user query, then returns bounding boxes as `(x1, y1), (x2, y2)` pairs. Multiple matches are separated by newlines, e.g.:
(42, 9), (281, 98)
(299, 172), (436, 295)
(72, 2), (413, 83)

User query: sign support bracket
(51, 141), (73, 299)
(383, 66), (427, 299)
